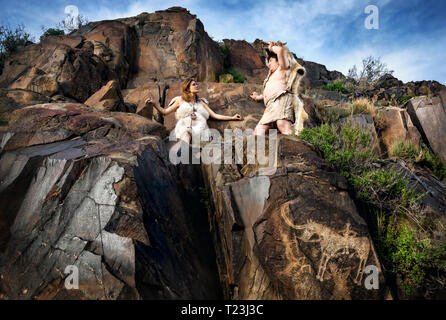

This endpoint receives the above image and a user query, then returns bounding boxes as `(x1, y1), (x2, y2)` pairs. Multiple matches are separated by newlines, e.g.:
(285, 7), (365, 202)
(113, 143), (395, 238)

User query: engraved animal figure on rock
(279, 203), (371, 285)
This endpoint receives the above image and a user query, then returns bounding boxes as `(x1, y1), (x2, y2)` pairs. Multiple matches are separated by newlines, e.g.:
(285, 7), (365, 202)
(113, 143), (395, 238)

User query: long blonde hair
(181, 78), (199, 102)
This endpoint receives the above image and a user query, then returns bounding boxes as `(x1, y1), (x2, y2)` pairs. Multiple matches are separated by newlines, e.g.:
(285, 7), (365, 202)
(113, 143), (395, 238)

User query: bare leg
(171, 131), (191, 156)
(254, 123), (273, 136)
(276, 119), (293, 135)
(179, 131), (192, 144)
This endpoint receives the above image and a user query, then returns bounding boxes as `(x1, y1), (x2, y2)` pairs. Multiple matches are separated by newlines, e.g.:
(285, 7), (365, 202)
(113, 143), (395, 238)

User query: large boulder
(122, 82), (161, 120)
(221, 39), (268, 84)
(379, 107), (422, 154)
(3, 103), (166, 151)
(405, 96), (446, 164)
(0, 40), (113, 102)
(84, 80), (127, 112)
(71, 21), (138, 89)
(119, 7), (224, 88)
(0, 103), (221, 300)
(200, 134), (391, 299)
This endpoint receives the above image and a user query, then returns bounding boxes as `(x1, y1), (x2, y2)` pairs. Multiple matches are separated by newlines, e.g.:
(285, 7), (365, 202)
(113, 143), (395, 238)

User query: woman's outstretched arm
(145, 96), (181, 115)
(200, 101), (243, 121)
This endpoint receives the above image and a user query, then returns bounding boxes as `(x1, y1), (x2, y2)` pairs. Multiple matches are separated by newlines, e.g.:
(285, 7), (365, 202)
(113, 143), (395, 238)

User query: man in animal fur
(250, 41), (306, 136)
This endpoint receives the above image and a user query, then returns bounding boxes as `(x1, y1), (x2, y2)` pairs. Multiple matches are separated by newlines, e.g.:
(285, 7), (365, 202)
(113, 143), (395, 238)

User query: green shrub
(399, 94), (414, 105)
(321, 80), (350, 94)
(217, 68), (246, 83)
(42, 28), (64, 37)
(390, 141), (420, 160)
(421, 145), (446, 182)
(314, 103), (351, 124)
(0, 24), (33, 74)
(390, 141), (446, 182)
(382, 223), (446, 295)
(297, 122), (377, 174)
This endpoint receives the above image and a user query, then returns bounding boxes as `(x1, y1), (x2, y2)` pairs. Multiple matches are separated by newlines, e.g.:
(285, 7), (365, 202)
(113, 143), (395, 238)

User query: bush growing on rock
(0, 24), (33, 75)
(217, 68), (246, 83)
(352, 97), (376, 116)
(297, 122), (446, 297)
(41, 28), (65, 37)
(347, 56), (394, 89)
(321, 80), (350, 94)
(390, 141), (446, 182)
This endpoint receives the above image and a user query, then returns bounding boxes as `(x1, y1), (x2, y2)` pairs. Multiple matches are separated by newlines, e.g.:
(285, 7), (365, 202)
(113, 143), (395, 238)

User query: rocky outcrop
(221, 40), (268, 84)
(361, 74), (446, 106)
(0, 7), (223, 104)
(84, 80), (127, 112)
(201, 134), (390, 299)
(2, 103), (166, 152)
(1, 6), (445, 301)
(119, 7), (223, 87)
(0, 103), (222, 299)
(379, 107), (422, 154)
(405, 96), (446, 163)
(0, 39), (114, 102)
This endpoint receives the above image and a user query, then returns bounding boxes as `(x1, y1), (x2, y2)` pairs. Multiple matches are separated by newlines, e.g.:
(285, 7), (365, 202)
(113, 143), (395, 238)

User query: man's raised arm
(269, 42), (289, 70)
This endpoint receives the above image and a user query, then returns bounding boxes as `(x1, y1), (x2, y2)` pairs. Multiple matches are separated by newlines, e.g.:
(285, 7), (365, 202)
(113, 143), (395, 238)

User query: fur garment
(170, 96), (213, 141)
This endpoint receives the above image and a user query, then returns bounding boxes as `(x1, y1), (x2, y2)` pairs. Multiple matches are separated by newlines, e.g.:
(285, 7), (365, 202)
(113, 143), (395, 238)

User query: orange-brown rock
(84, 80), (126, 112)
(122, 82), (160, 120)
(379, 107), (422, 154)
(0, 41), (112, 102)
(4, 103), (166, 151)
(119, 8), (223, 88)
(222, 40), (268, 84)
(201, 135), (391, 299)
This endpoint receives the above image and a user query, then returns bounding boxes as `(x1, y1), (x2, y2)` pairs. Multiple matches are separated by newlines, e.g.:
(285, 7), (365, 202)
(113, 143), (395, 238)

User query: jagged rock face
(119, 8), (223, 87)
(222, 40), (268, 84)
(2, 103), (166, 152)
(0, 103), (222, 300)
(0, 40), (113, 102)
(84, 80), (127, 112)
(201, 135), (390, 299)
(405, 95), (446, 164)
(297, 59), (346, 88)
(375, 74), (404, 89)
(0, 7), (223, 104)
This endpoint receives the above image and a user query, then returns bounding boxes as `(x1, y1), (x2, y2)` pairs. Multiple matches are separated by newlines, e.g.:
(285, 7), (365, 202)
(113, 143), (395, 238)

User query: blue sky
(1, 0), (445, 84)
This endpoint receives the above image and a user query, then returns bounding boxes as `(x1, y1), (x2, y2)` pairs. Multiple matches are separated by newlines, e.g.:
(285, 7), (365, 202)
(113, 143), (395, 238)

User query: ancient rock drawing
(278, 231), (313, 277)
(280, 203), (371, 285)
